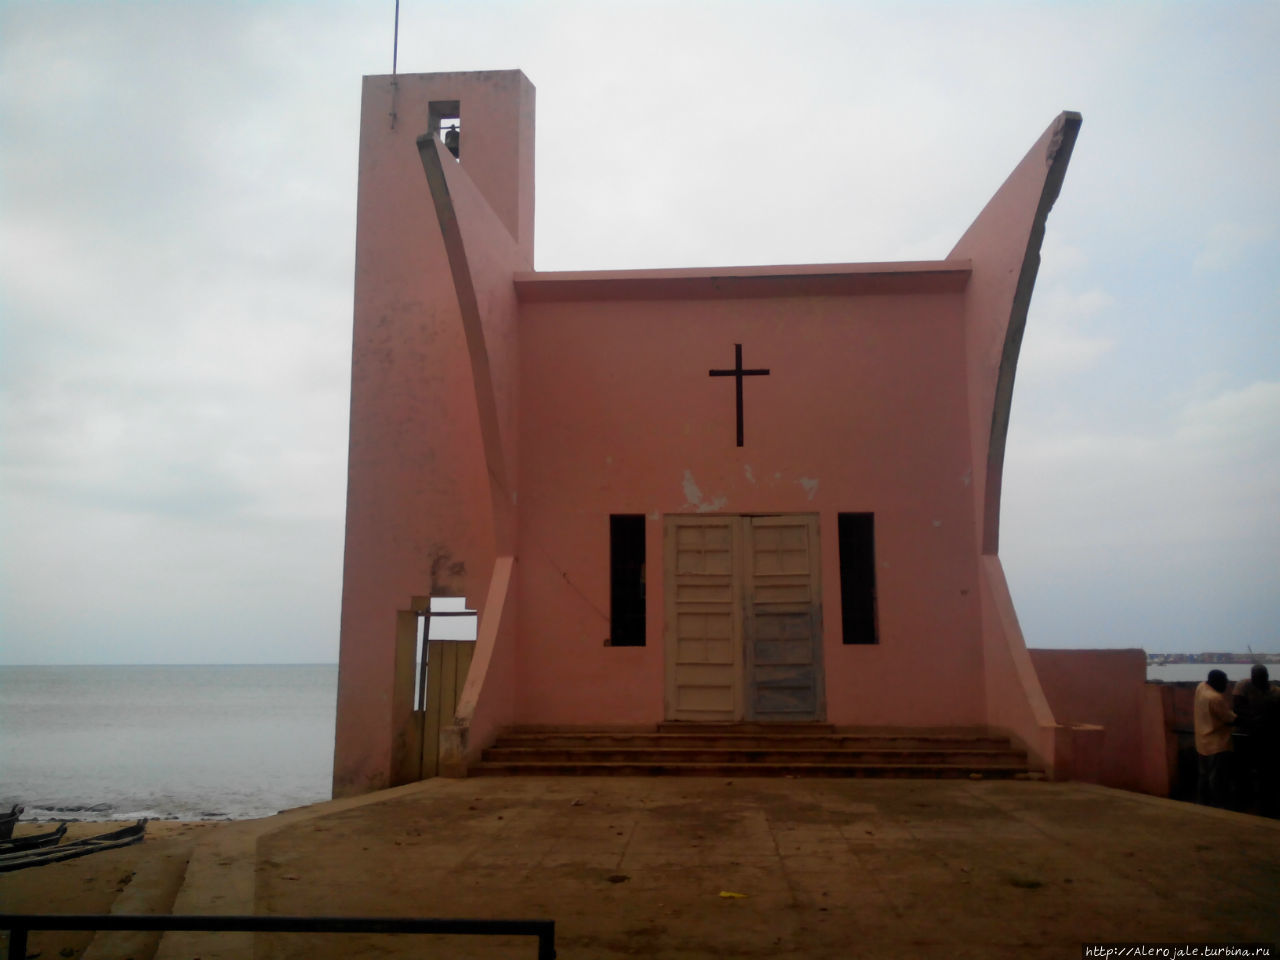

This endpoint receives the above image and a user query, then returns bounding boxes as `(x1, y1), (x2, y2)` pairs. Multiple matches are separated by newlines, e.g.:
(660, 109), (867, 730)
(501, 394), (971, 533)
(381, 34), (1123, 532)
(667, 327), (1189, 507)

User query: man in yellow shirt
(1194, 669), (1235, 808)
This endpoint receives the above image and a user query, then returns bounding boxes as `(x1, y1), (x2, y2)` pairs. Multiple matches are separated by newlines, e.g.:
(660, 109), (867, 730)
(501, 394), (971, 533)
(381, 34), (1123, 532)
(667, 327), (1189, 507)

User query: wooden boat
(0, 804), (22, 841)
(0, 822), (67, 854)
(0, 819), (147, 873)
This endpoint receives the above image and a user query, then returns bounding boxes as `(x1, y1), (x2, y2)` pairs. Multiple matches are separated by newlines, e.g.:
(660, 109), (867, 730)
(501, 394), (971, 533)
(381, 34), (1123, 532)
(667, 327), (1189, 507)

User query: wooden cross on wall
(708, 344), (770, 447)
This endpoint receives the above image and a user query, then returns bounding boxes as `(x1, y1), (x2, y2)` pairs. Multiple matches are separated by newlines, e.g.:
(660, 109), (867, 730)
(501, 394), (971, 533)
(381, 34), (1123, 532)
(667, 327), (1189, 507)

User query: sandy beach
(3, 778), (1279, 959)
(1, 820), (226, 959)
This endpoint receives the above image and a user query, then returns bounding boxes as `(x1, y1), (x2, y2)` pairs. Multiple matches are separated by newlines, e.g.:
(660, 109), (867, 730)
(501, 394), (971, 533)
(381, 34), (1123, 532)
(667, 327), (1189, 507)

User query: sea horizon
(0, 664), (337, 822)
(4, 646), (1276, 669)
(0, 661), (340, 668)
(3, 656), (1273, 822)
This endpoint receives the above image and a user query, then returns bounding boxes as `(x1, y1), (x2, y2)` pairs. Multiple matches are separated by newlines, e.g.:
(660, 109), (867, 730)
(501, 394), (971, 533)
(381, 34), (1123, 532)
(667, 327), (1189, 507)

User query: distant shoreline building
(1147, 652), (1280, 666)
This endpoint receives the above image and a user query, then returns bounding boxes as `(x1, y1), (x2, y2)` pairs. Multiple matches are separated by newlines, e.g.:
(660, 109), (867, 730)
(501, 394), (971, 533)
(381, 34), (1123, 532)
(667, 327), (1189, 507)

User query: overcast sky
(1, 1), (1276, 664)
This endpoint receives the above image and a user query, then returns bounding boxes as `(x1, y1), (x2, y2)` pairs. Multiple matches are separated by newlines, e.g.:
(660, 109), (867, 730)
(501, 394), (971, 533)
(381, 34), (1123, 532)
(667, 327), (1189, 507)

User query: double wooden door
(664, 514), (824, 722)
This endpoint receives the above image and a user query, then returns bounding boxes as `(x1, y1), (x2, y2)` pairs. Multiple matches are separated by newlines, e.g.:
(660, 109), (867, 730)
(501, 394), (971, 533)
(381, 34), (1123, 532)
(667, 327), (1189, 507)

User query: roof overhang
(514, 260), (971, 302)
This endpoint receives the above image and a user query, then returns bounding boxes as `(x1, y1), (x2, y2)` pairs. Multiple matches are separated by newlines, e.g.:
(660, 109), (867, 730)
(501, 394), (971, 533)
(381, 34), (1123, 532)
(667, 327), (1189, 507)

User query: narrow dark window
(610, 514), (646, 646)
(838, 513), (879, 644)
(428, 100), (461, 158)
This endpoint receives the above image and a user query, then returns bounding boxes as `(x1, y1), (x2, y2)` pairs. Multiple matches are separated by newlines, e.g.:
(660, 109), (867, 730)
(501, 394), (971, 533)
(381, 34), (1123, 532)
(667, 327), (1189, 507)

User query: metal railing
(0, 913), (555, 959)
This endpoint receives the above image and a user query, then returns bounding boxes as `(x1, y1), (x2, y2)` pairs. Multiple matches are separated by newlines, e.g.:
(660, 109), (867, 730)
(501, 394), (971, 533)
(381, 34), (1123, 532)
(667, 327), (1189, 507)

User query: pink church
(333, 70), (1162, 798)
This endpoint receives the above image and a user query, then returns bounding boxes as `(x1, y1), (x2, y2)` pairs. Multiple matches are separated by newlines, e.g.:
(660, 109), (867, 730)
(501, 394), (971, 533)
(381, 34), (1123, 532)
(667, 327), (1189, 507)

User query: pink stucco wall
(334, 72), (533, 796)
(952, 112), (1081, 776)
(978, 556), (1064, 776)
(952, 112), (1080, 556)
(513, 274), (985, 728)
(1029, 648), (1169, 794)
(334, 70), (1087, 792)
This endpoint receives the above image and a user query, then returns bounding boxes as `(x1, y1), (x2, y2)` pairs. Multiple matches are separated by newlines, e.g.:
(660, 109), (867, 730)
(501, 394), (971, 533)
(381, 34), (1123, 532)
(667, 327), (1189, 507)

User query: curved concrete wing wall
(951, 112), (1082, 556)
(951, 112), (1082, 776)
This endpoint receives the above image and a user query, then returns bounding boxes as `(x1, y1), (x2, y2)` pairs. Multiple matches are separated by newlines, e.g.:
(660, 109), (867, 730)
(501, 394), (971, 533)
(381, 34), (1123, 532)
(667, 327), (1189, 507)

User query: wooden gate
(419, 638), (475, 778)
(393, 600), (476, 784)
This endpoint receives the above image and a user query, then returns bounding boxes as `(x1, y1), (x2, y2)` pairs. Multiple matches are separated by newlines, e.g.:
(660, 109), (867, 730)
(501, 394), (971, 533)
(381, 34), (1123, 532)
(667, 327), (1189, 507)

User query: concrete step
(477, 724), (1038, 779)
(84, 838), (193, 960)
(469, 760), (1034, 779)
(657, 722), (836, 734)
(482, 746), (1029, 765)
(490, 732), (1019, 751)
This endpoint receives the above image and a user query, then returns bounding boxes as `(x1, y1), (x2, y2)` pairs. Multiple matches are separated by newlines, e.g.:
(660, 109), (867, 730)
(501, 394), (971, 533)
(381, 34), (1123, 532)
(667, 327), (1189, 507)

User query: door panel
(752, 582), (813, 604)
(665, 517), (742, 722)
(744, 515), (823, 721)
(665, 514), (823, 722)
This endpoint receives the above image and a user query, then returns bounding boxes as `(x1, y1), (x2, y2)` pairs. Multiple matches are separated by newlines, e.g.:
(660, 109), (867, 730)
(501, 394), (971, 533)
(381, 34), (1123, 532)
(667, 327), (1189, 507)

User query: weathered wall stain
(681, 469), (727, 513)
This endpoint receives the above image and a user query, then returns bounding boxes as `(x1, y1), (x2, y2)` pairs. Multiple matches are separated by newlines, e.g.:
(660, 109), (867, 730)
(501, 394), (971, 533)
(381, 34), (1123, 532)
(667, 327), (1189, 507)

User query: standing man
(1233, 664), (1280, 817)
(1194, 669), (1235, 808)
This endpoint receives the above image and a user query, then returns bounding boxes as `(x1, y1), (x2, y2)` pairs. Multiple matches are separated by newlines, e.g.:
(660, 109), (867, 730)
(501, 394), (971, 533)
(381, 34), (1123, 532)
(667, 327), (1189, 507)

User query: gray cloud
(1, 0), (1277, 662)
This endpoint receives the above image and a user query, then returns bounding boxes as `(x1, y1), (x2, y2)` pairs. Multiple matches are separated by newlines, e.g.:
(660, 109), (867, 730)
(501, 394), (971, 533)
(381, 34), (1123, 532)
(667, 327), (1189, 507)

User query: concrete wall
(952, 112), (1082, 779)
(979, 557), (1064, 778)
(334, 69), (1087, 789)
(1030, 648), (1169, 794)
(334, 71), (535, 797)
(513, 274), (987, 728)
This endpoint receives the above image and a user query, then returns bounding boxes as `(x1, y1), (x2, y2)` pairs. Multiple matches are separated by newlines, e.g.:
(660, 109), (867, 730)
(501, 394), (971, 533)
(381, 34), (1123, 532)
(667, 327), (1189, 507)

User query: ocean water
(1146, 662), (1263, 684)
(0, 664), (336, 821)
(1, 660), (1262, 822)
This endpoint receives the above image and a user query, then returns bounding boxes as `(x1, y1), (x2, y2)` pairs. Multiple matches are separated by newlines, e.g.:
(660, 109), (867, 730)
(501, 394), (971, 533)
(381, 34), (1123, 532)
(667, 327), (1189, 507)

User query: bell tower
(334, 71), (535, 797)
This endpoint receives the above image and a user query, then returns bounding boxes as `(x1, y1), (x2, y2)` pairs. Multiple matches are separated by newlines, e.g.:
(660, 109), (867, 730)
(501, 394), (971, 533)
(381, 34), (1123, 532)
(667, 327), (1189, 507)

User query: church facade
(333, 69), (1086, 797)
